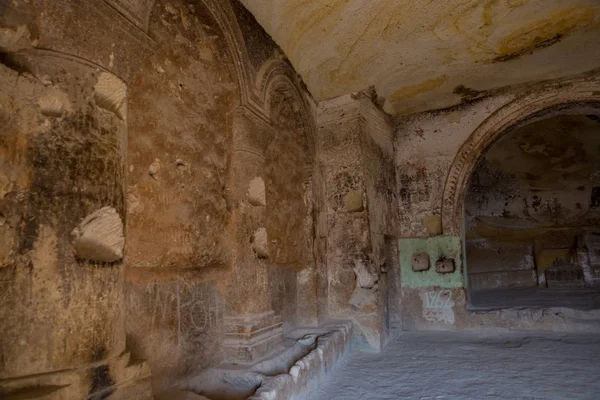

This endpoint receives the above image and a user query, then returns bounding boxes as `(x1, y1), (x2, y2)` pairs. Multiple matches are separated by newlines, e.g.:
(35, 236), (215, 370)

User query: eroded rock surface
(71, 207), (124, 263)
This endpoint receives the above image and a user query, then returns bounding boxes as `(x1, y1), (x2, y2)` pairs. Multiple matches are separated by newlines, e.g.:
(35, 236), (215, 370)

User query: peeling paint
(399, 236), (463, 289)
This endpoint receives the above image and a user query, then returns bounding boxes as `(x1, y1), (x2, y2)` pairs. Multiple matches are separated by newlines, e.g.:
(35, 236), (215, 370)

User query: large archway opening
(465, 113), (600, 310)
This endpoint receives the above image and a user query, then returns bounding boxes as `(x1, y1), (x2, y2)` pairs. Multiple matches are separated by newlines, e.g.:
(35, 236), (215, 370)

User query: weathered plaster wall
(240, 1), (600, 114)
(0, 0), (154, 82)
(394, 72), (600, 331)
(464, 114), (600, 290)
(316, 94), (397, 350)
(399, 237), (463, 289)
(124, 0), (239, 387)
(2, 0), (323, 397)
(0, 0), (156, 397)
(123, 0), (323, 391)
(127, 0), (237, 270)
(395, 94), (515, 238)
(0, 54), (152, 398)
(0, 56), (127, 371)
(265, 88), (317, 328)
(398, 236), (464, 329)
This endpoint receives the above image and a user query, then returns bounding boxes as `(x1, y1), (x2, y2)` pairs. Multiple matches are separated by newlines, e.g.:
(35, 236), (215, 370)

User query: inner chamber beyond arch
(464, 112), (600, 309)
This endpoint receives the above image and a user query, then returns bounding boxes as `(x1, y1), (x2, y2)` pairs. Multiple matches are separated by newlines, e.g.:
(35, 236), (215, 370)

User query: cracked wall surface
(240, 0), (600, 114)
(1, 1), (600, 399)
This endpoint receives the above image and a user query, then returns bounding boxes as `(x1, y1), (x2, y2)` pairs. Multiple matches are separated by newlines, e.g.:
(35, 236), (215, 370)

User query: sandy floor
(303, 331), (600, 400)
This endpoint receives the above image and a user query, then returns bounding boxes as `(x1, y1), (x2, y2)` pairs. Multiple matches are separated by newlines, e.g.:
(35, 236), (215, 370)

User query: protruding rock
(38, 89), (72, 117)
(252, 227), (269, 258)
(343, 190), (363, 212)
(353, 259), (377, 288)
(411, 252), (430, 272)
(71, 207), (124, 262)
(0, 25), (35, 52)
(349, 286), (376, 309)
(424, 215), (442, 236)
(247, 177), (266, 206)
(148, 158), (162, 179)
(94, 72), (127, 120)
(436, 258), (455, 273)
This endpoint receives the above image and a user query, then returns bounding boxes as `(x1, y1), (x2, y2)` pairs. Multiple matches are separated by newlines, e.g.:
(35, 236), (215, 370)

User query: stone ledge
(249, 321), (354, 400)
(223, 312), (284, 363)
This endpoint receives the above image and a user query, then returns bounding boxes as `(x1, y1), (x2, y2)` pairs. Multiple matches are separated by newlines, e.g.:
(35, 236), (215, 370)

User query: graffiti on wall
(127, 280), (222, 346)
(424, 289), (453, 309)
(420, 289), (455, 324)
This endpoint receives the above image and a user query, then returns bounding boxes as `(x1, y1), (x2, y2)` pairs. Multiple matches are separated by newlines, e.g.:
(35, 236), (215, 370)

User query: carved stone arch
(103, 0), (157, 32)
(441, 76), (600, 236)
(197, 0), (260, 111)
(258, 58), (316, 181)
(136, 0), (256, 107)
(257, 59), (320, 327)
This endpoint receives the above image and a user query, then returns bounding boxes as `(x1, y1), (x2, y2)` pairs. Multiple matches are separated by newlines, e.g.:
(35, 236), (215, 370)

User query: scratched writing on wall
(424, 289), (453, 309)
(127, 280), (222, 346)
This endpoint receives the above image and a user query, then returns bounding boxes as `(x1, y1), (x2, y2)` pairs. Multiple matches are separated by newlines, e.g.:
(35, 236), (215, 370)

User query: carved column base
(0, 352), (153, 400)
(223, 311), (284, 363)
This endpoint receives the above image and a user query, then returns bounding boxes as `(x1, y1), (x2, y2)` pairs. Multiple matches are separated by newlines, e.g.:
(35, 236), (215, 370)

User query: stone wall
(0, 0), (322, 397)
(123, 0), (323, 392)
(464, 115), (600, 290)
(0, 0), (154, 397)
(316, 94), (397, 350)
(0, 49), (152, 400)
(393, 72), (600, 331)
(124, 0), (238, 386)
(2, 1), (600, 398)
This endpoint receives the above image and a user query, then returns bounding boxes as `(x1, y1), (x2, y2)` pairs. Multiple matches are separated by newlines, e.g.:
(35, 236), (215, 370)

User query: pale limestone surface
(71, 207), (125, 263)
(252, 227), (269, 258)
(247, 176), (267, 206)
(241, 0), (600, 114)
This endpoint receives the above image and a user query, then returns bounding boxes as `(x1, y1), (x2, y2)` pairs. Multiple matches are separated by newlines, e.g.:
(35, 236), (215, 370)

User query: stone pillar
(294, 170), (320, 327)
(296, 262), (320, 327)
(223, 107), (283, 363)
(0, 52), (151, 398)
(315, 94), (397, 351)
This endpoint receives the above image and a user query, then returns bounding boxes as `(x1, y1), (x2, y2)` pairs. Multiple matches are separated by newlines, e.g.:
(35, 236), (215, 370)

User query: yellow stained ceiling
(240, 0), (600, 114)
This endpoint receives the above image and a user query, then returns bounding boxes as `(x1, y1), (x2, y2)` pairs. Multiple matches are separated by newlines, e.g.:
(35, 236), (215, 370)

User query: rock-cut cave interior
(1, 1), (600, 399)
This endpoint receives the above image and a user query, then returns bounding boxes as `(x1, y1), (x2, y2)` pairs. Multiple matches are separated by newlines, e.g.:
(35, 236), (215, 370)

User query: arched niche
(257, 59), (316, 267)
(257, 59), (321, 325)
(441, 77), (600, 237)
(124, 0), (242, 389)
(440, 77), (600, 309)
(464, 112), (600, 304)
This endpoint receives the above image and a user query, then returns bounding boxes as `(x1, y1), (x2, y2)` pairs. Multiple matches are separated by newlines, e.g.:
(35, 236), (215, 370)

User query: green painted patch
(399, 236), (464, 288)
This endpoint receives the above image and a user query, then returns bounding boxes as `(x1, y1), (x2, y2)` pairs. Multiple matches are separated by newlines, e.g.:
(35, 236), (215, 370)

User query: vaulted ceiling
(240, 0), (600, 114)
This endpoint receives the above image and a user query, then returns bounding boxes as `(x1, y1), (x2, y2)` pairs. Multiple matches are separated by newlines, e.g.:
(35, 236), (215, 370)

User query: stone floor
(302, 331), (600, 400)
(469, 287), (600, 310)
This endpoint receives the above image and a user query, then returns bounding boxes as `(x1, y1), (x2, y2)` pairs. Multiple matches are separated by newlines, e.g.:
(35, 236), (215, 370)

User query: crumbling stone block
(424, 215), (442, 236)
(343, 190), (364, 212)
(247, 177), (266, 206)
(71, 207), (124, 262)
(252, 227), (269, 258)
(353, 259), (377, 288)
(411, 252), (430, 271)
(148, 158), (162, 179)
(349, 287), (376, 309)
(94, 72), (127, 120)
(436, 258), (455, 273)
(38, 88), (72, 117)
